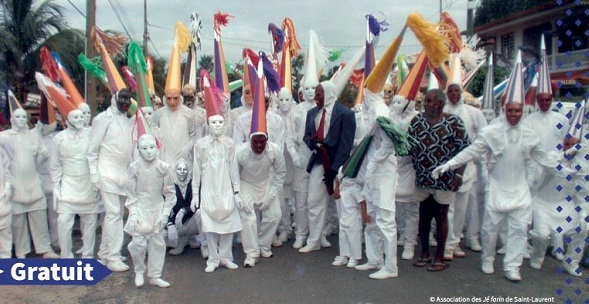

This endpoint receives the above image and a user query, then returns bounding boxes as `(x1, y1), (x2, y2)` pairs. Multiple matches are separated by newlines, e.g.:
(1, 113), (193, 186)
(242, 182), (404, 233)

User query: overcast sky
(59, 0), (469, 68)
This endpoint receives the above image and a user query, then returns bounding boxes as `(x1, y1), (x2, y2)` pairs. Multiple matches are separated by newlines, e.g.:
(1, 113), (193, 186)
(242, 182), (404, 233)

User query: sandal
(413, 257), (431, 267)
(427, 262), (449, 272)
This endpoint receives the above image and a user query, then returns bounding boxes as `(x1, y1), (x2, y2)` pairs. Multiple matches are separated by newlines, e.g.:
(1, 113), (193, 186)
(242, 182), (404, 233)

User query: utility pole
(466, 0), (477, 38)
(143, 0), (149, 54)
(85, 0), (97, 115)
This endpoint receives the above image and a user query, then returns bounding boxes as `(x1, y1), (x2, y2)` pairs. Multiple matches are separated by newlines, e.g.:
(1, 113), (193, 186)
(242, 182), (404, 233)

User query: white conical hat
(332, 46), (365, 98)
(567, 99), (586, 140)
(537, 34), (552, 95)
(301, 30), (327, 87)
(503, 50), (524, 105)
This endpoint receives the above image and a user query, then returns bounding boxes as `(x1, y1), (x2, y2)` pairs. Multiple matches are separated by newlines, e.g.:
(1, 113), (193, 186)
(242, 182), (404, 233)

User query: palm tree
(0, 0), (84, 102)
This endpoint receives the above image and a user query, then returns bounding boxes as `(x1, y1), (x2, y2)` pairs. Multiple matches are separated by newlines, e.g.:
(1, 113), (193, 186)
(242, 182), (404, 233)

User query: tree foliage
(474, 0), (554, 28)
(467, 65), (511, 97)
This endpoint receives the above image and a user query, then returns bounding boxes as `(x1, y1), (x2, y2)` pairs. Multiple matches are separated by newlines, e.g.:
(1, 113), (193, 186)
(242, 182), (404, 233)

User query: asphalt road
(1, 233), (586, 304)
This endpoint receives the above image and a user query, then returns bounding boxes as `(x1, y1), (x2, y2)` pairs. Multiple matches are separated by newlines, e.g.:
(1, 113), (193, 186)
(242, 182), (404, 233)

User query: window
(501, 33), (515, 59)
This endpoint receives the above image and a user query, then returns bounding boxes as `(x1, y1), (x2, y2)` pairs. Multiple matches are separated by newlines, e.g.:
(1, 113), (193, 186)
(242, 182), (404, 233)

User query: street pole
(143, 0), (149, 54)
(85, 0), (97, 116)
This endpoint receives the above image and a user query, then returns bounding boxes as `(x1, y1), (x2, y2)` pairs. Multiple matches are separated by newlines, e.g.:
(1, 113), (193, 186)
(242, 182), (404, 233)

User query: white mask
(67, 109), (85, 130)
(11, 109), (28, 131)
(208, 115), (225, 137)
(175, 162), (189, 182)
(142, 106), (154, 123)
(482, 108), (496, 123)
(78, 103), (91, 126)
(278, 88), (293, 112)
(303, 84), (317, 102)
(138, 134), (158, 162)
(390, 96), (407, 114)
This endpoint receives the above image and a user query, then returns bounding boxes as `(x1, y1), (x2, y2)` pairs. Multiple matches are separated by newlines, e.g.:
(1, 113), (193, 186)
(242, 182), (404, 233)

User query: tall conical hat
(280, 17), (301, 92)
(213, 12), (233, 93)
(537, 34), (552, 95)
(91, 26), (127, 94)
(427, 69), (440, 91)
(302, 30), (327, 87)
(525, 73), (538, 106)
(35, 72), (76, 119)
(364, 14), (388, 78)
(333, 46), (366, 98)
(200, 69), (223, 119)
(166, 22), (191, 94)
(128, 41), (152, 108)
(52, 52), (85, 107)
(503, 50), (525, 105)
(397, 50), (429, 101)
(447, 53), (462, 88)
(364, 26), (406, 93)
(250, 57), (267, 138)
(566, 99), (586, 140)
(7, 89), (23, 114)
(481, 52), (495, 110)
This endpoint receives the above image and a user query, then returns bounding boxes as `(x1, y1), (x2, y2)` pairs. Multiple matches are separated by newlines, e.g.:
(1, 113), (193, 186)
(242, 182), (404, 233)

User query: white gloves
(175, 208), (185, 229)
(167, 224), (178, 242)
(90, 173), (100, 190)
(260, 195), (275, 211)
(235, 194), (253, 213)
(190, 197), (200, 212)
(432, 163), (452, 180)
(127, 213), (139, 231)
(293, 155), (305, 169)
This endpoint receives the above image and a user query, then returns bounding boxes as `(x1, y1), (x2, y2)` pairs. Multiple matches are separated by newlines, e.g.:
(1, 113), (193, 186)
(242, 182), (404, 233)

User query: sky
(59, 0), (470, 69)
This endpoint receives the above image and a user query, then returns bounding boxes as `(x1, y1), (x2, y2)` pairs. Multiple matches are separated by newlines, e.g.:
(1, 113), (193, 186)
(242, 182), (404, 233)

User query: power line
(66, 0), (85, 18)
(112, 0), (138, 39)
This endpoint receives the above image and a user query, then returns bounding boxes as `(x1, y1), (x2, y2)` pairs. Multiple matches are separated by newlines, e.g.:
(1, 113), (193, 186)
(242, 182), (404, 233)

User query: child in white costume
(125, 134), (176, 288)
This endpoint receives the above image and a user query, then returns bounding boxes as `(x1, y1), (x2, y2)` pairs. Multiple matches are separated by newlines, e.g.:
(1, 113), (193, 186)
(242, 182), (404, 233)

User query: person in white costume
(232, 97), (285, 150)
(272, 88), (296, 246)
(78, 102), (92, 127)
(443, 83), (487, 260)
(433, 54), (569, 281)
(0, 108), (57, 259)
(125, 134), (175, 288)
(36, 121), (59, 251)
(52, 109), (100, 258)
(87, 89), (134, 272)
(0, 147), (11, 258)
(191, 71), (243, 273)
(237, 133), (286, 266)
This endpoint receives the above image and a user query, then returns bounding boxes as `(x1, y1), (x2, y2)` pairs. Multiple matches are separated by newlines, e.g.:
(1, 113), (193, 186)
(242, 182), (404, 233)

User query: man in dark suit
(299, 81), (356, 253)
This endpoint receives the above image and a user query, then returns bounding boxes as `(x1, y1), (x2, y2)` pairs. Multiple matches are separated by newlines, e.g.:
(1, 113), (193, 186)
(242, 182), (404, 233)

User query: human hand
(190, 197), (200, 212)
(90, 173), (101, 190)
(167, 224), (178, 242)
(175, 208), (186, 229)
(432, 163), (451, 180)
(449, 174), (463, 192)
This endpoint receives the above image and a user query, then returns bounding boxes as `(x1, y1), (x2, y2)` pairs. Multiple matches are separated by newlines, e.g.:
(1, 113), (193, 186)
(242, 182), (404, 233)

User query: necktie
(317, 108), (326, 141)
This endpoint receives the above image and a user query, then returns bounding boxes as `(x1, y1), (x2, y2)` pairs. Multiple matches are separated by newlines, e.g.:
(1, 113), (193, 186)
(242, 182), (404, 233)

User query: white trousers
(128, 231), (166, 278)
(58, 213), (97, 258)
(396, 202), (419, 246)
(0, 226), (11, 258)
(446, 191), (469, 249)
(12, 210), (52, 257)
(277, 188), (293, 235)
(255, 200), (281, 252)
(46, 193), (59, 249)
(363, 200), (398, 273)
(465, 180), (484, 242)
(96, 212), (108, 260)
(481, 206), (531, 271)
(306, 166), (329, 247)
(206, 232), (234, 268)
(101, 191), (126, 262)
(336, 189), (362, 260)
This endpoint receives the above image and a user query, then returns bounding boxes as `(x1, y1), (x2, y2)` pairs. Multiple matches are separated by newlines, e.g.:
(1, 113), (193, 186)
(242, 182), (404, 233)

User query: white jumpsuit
(152, 105), (197, 164)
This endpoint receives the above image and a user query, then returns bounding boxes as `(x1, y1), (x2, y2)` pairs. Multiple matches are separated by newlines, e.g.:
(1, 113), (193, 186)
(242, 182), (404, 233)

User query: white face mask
(175, 162), (189, 182)
(12, 109), (28, 130)
(208, 115), (225, 137)
(278, 91), (293, 112)
(78, 104), (91, 126)
(482, 108), (496, 123)
(390, 97), (407, 114)
(67, 110), (85, 130)
(142, 107), (154, 123)
(303, 84), (317, 102)
(138, 135), (158, 162)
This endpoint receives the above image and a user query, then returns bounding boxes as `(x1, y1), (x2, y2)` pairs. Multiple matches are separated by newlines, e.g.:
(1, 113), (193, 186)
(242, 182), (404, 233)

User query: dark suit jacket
(303, 102), (356, 173)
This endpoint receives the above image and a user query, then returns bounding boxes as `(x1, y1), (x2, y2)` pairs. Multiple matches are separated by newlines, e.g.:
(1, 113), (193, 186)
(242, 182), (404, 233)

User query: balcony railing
(547, 49), (588, 73)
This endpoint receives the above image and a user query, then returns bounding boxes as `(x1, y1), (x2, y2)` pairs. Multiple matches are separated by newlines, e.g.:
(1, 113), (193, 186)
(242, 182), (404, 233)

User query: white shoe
(466, 239), (482, 252)
(200, 245), (209, 259)
(279, 231), (290, 243)
(260, 249), (273, 258)
(355, 262), (382, 271)
(220, 260), (239, 270)
(134, 273), (144, 287)
(149, 277), (170, 288)
(332, 256), (348, 266)
(497, 245), (506, 255)
(244, 257), (257, 267)
(402, 246), (415, 260)
(505, 269), (521, 281)
(369, 269), (398, 280)
(563, 261), (582, 277)
(205, 265), (216, 273)
(293, 237), (306, 249)
(320, 237), (332, 248)
(188, 235), (200, 249)
(42, 251), (59, 259)
(346, 259), (359, 268)
(107, 260), (130, 272)
(169, 236), (189, 256)
(529, 260), (542, 270)
(443, 249), (454, 261)
(75, 248), (83, 255)
(453, 246), (466, 258)
(298, 244), (320, 253)
(272, 236), (283, 248)
(552, 249), (564, 261)
(482, 262), (494, 274)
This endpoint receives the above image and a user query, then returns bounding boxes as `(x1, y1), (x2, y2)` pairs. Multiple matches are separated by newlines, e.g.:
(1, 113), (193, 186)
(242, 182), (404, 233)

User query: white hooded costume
(152, 102), (197, 164)
(0, 146), (11, 258)
(0, 108), (54, 258)
(87, 91), (133, 269)
(51, 110), (100, 258)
